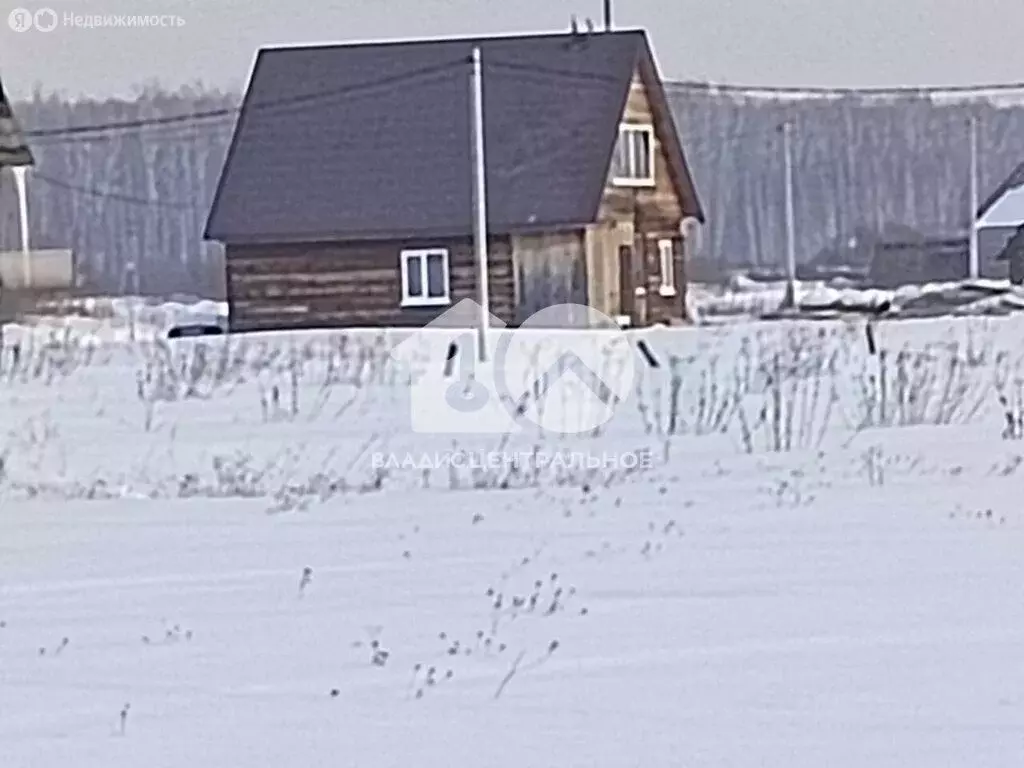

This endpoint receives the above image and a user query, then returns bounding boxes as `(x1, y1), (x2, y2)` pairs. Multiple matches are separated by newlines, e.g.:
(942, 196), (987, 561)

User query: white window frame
(612, 123), (655, 187)
(657, 238), (677, 296)
(400, 248), (451, 307)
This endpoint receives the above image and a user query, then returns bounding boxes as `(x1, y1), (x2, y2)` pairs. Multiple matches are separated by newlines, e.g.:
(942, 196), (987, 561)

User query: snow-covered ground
(3, 312), (1024, 766)
(19, 278), (1024, 345)
(16, 296), (227, 343)
(691, 277), (1024, 321)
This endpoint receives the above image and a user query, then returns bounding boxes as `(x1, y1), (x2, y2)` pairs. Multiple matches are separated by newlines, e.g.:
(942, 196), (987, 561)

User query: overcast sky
(2, 0), (1024, 100)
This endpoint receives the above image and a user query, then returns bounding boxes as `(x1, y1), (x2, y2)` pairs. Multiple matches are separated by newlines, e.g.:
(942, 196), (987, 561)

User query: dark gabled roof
(205, 29), (703, 244)
(0, 76), (33, 168)
(978, 160), (1024, 220)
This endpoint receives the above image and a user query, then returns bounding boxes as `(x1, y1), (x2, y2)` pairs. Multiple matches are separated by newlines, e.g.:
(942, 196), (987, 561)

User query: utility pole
(603, 0), (612, 30)
(968, 115), (980, 280)
(470, 47), (491, 362)
(121, 261), (140, 341)
(781, 121), (798, 310)
(12, 166), (31, 289)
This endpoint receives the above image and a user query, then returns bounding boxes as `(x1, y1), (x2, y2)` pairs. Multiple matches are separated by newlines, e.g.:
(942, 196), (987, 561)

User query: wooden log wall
(225, 237), (515, 331)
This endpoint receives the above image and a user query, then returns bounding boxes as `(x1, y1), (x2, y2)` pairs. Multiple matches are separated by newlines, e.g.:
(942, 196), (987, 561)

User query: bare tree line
(1, 83), (1022, 297)
(0, 85), (237, 298)
(671, 88), (1024, 273)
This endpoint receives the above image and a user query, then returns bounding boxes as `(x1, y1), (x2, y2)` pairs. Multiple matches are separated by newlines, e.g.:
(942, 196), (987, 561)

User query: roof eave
(580, 32), (645, 225)
(635, 40), (705, 224)
(203, 49), (267, 241)
(209, 219), (594, 246)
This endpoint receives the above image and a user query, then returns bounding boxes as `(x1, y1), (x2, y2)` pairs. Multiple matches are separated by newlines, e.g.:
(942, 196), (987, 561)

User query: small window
(657, 239), (677, 296)
(612, 124), (655, 186)
(400, 248), (450, 307)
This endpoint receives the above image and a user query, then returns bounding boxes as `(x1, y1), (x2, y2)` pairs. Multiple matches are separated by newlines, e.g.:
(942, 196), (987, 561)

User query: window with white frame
(611, 124), (655, 185)
(657, 238), (676, 295)
(400, 248), (450, 306)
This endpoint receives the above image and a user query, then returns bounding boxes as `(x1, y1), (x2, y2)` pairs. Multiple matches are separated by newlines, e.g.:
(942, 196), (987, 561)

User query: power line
(25, 105), (236, 139)
(32, 119), (236, 148)
(430, 56), (1024, 96)
(27, 122), (768, 213)
(26, 58), (617, 148)
(32, 171), (200, 210)
(484, 55), (1024, 96)
(18, 57), (1024, 145)
(17, 58), (1006, 214)
(486, 59), (623, 87)
(664, 79), (1024, 96)
(23, 58), (467, 140)
(18, 101), (842, 212)
(20, 58), (622, 144)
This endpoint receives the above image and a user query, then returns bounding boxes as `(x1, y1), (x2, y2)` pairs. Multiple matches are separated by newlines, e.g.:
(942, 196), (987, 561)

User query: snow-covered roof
(977, 183), (1024, 229)
(977, 160), (1024, 230)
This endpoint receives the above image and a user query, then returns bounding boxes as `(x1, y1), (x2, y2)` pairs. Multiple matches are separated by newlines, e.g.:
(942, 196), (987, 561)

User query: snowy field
(691, 277), (1024, 321)
(22, 277), (1024, 342)
(3, 311), (1024, 766)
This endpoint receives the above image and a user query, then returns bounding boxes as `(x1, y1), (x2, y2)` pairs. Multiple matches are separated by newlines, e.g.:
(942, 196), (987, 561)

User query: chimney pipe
(603, 0), (612, 30)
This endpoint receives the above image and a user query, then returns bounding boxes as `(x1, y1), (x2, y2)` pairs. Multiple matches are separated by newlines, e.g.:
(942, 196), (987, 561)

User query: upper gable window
(400, 248), (450, 307)
(612, 124), (655, 187)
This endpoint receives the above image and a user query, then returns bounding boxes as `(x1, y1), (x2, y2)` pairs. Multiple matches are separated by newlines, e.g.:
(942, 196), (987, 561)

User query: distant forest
(1, 82), (1023, 297)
